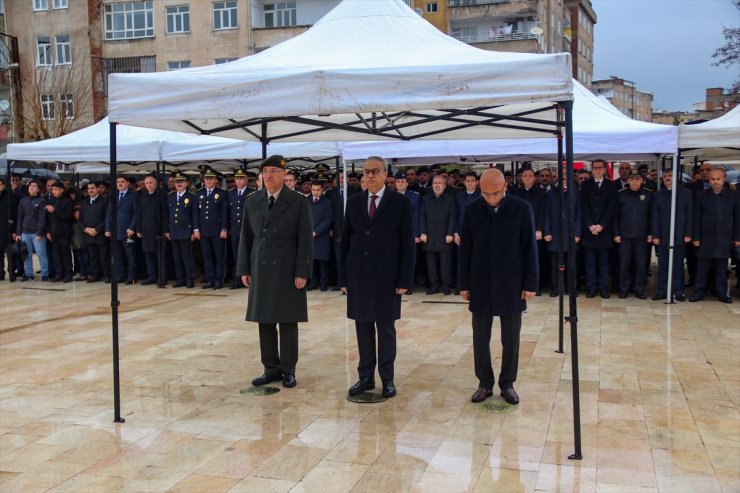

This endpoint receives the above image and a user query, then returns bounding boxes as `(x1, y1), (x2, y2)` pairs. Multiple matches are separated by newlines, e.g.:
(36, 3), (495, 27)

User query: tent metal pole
(556, 121), (565, 354)
(666, 151), (680, 304)
(562, 101), (581, 460)
(109, 121), (124, 423)
(157, 161), (166, 288)
(261, 123), (268, 159)
(5, 158), (11, 248)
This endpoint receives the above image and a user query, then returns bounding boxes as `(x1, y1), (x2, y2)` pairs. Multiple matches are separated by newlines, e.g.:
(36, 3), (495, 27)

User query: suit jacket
(327, 185), (360, 247)
(339, 189), (415, 322)
(511, 186), (546, 233)
(195, 187), (228, 237)
(137, 189), (167, 252)
(459, 195), (538, 316)
(309, 195), (334, 260)
(402, 189), (421, 238)
(47, 196), (73, 238)
(650, 186), (693, 244)
(580, 178), (617, 250)
(166, 191), (199, 241)
(455, 189), (480, 235)
(543, 188), (581, 253)
(106, 190), (139, 239)
(693, 188), (739, 259)
(81, 195), (108, 245)
(236, 187), (313, 323)
(419, 191), (456, 252)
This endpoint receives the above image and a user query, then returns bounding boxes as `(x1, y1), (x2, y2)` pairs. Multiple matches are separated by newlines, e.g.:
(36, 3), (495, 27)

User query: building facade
(692, 87), (739, 120)
(564, 0), (595, 86)
(592, 77), (653, 122)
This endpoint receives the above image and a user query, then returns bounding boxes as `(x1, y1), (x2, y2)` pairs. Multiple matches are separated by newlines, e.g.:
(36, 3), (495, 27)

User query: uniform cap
(260, 154), (287, 171)
(234, 168), (248, 178)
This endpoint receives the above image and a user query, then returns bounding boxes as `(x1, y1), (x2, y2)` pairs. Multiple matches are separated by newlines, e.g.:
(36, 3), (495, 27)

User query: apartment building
(592, 76), (654, 122)
(564, 0), (595, 86)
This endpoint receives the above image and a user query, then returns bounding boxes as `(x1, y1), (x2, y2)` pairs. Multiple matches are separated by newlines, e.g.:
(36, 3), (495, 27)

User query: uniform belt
(260, 239), (292, 248)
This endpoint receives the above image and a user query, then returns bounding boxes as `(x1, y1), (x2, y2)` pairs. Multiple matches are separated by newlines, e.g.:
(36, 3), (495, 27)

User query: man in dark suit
(46, 181), (74, 282)
(226, 169), (254, 289)
(460, 169), (537, 406)
(0, 178), (15, 281)
(137, 175), (167, 285)
(81, 181), (110, 283)
(511, 168), (547, 294)
(651, 169), (693, 301)
(326, 172), (360, 291)
(307, 181), (334, 291)
(166, 173), (198, 288)
(685, 162), (714, 286)
(339, 156), (415, 398)
(543, 176), (581, 297)
(237, 155), (313, 389)
(580, 159), (617, 298)
(419, 175), (457, 295)
(105, 176), (139, 284)
(195, 168), (229, 289)
(690, 167), (739, 303)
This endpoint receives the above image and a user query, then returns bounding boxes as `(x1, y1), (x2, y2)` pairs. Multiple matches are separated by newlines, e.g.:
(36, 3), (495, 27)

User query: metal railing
(453, 31), (538, 43)
(449, 0), (512, 6)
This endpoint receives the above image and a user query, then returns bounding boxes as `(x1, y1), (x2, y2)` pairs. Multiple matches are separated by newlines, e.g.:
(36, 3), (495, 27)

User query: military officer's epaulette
(168, 190), (176, 195)
(617, 188), (626, 193)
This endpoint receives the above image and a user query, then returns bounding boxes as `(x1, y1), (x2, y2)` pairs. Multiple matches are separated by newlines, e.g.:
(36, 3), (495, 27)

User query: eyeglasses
(481, 188), (505, 199)
(363, 169), (384, 176)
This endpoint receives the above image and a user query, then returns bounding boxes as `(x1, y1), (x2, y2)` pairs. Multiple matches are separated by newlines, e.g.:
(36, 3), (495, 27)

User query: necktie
(207, 189), (211, 198)
(119, 192), (124, 201)
(314, 198), (318, 204)
(369, 194), (378, 220)
(238, 190), (242, 198)
(177, 194), (181, 204)
(90, 198), (94, 205)
(268, 196), (275, 210)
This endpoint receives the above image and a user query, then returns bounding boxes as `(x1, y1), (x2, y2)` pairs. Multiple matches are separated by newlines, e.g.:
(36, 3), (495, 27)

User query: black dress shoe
(586, 292), (595, 298)
(282, 374), (297, 388)
(689, 295), (703, 302)
(600, 291), (610, 299)
(406, 289), (413, 295)
(252, 372), (283, 386)
(212, 283), (223, 290)
(471, 388), (493, 403)
(172, 281), (185, 288)
(124, 279), (134, 285)
(549, 290), (559, 297)
(426, 287), (439, 295)
(229, 282), (244, 290)
(382, 379), (396, 398)
(87, 277), (100, 283)
(103, 277), (111, 284)
(717, 296), (733, 304)
(674, 294), (686, 302)
(500, 388), (520, 405)
(63, 278), (72, 283)
(618, 293), (628, 299)
(636, 293), (646, 300)
(319, 286), (327, 292)
(306, 284), (318, 291)
(141, 278), (156, 286)
(442, 287), (451, 296)
(348, 377), (375, 396)
(535, 290), (542, 296)
(186, 282), (195, 289)
(330, 286), (340, 292)
(202, 282), (214, 289)
(652, 293), (666, 301)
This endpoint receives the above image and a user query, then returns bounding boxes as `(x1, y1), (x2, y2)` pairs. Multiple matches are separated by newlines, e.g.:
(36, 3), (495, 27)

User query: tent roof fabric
(679, 106), (740, 160)
(108, 0), (572, 142)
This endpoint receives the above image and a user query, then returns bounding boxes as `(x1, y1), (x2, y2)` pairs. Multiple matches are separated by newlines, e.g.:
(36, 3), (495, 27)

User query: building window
(55, 35), (71, 65)
(33, 0), (48, 11)
(60, 93), (74, 119)
(102, 55), (156, 93)
(36, 37), (52, 67)
(166, 5), (190, 34)
(213, 1), (237, 30)
(167, 60), (191, 71)
(53, 0), (68, 8)
(41, 94), (54, 120)
(0, 0), (4, 14)
(104, 1), (154, 40)
(263, 2), (296, 28)
(426, 2), (438, 13)
(214, 57), (238, 64)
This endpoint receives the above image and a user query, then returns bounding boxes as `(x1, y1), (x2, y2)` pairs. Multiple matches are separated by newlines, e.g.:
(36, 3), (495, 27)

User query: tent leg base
(568, 453), (582, 460)
(555, 350), (564, 354)
(114, 417), (125, 423)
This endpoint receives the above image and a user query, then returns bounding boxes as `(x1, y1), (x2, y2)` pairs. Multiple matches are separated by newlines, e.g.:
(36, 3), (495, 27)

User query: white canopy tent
(678, 106), (740, 161)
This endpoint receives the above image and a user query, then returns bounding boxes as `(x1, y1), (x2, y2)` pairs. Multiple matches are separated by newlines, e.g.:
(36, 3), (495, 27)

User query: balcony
(449, 0), (511, 6)
(453, 31), (538, 43)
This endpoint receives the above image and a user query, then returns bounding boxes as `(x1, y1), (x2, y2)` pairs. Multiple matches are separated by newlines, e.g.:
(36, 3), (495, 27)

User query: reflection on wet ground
(0, 279), (738, 492)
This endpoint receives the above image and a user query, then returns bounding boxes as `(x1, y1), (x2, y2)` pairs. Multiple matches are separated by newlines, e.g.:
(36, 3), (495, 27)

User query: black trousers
(259, 323), (298, 375)
(694, 257), (728, 299)
(310, 259), (330, 289)
(472, 311), (522, 391)
(230, 231), (240, 280)
(115, 239), (136, 281)
(171, 239), (194, 283)
(52, 235), (73, 280)
(426, 250), (452, 289)
(619, 238), (648, 296)
(200, 236), (225, 284)
(473, 312), (522, 390)
(355, 321), (396, 381)
(86, 241), (110, 280)
(537, 239), (550, 291)
(656, 244), (685, 296)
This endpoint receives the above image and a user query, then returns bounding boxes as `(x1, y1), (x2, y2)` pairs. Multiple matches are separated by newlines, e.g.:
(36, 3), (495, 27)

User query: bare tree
(712, 0), (740, 91)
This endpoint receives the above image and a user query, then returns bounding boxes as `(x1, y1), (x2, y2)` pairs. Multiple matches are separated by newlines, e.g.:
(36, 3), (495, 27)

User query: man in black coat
(460, 169), (538, 406)
(137, 175), (167, 285)
(511, 168), (548, 294)
(81, 181), (110, 283)
(46, 181), (74, 282)
(419, 175), (457, 295)
(543, 177), (581, 297)
(0, 178), (16, 281)
(613, 171), (653, 299)
(690, 168), (740, 303)
(326, 173), (360, 291)
(580, 159), (617, 298)
(106, 176), (139, 284)
(307, 181), (333, 291)
(651, 170), (693, 301)
(340, 156), (415, 398)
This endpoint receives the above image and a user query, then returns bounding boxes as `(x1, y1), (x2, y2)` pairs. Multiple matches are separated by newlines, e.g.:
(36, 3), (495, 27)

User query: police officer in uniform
(614, 170), (653, 299)
(195, 168), (229, 289)
(227, 169), (254, 289)
(166, 173), (198, 288)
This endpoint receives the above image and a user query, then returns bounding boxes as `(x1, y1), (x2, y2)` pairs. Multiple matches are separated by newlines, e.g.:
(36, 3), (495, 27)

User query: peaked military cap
(173, 172), (188, 182)
(234, 168), (248, 178)
(395, 171), (406, 180)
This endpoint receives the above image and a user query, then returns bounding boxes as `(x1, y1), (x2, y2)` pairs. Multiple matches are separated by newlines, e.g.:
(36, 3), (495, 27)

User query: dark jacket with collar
(693, 187), (739, 259)
(47, 195), (73, 238)
(419, 190), (457, 252)
(308, 194), (334, 261)
(650, 186), (693, 244)
(81, 194), (107, 245)
(17, 194), (47, 236)
(580, 178), (617, 249)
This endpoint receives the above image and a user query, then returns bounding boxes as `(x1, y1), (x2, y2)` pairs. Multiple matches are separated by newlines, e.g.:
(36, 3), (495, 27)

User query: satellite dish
(414, 7), (423, 15)
(0, 100), (9, 112)
(530, 26), (544, 35)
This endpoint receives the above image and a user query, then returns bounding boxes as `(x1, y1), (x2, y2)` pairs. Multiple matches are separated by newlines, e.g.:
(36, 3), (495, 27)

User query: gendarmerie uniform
(167, 175), (199, 288)
(614, 178), (653, 298)
(195, 170), (229, 289)
(226, 169), (254, 289)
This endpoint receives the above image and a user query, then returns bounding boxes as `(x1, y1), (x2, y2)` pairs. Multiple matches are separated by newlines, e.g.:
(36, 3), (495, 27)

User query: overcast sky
(591, 0), (738, 112)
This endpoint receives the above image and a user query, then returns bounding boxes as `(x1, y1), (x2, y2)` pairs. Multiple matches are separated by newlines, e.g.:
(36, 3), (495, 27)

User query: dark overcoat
(339, 190), (415, 322)
(419, 192), (456, 252)
(543, 188), (581, 253)
(650, 186), (693, 243)
(327, 185), (360, 248)
(459, 195), (538, 316)
(137, 189), (167, 252)
(455, 189), (480, 235)
(81, 196), (108, 245)
(0, 189), (14, 250)
(580, 179), (617, 250)
(236, 187), (313, 324)
(402, 189), (421, 238)
(511, 186), (546, 233)
(693, 188), (740, 259)
(47, 196), (73, 238)
(309, 195), (333, 261)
